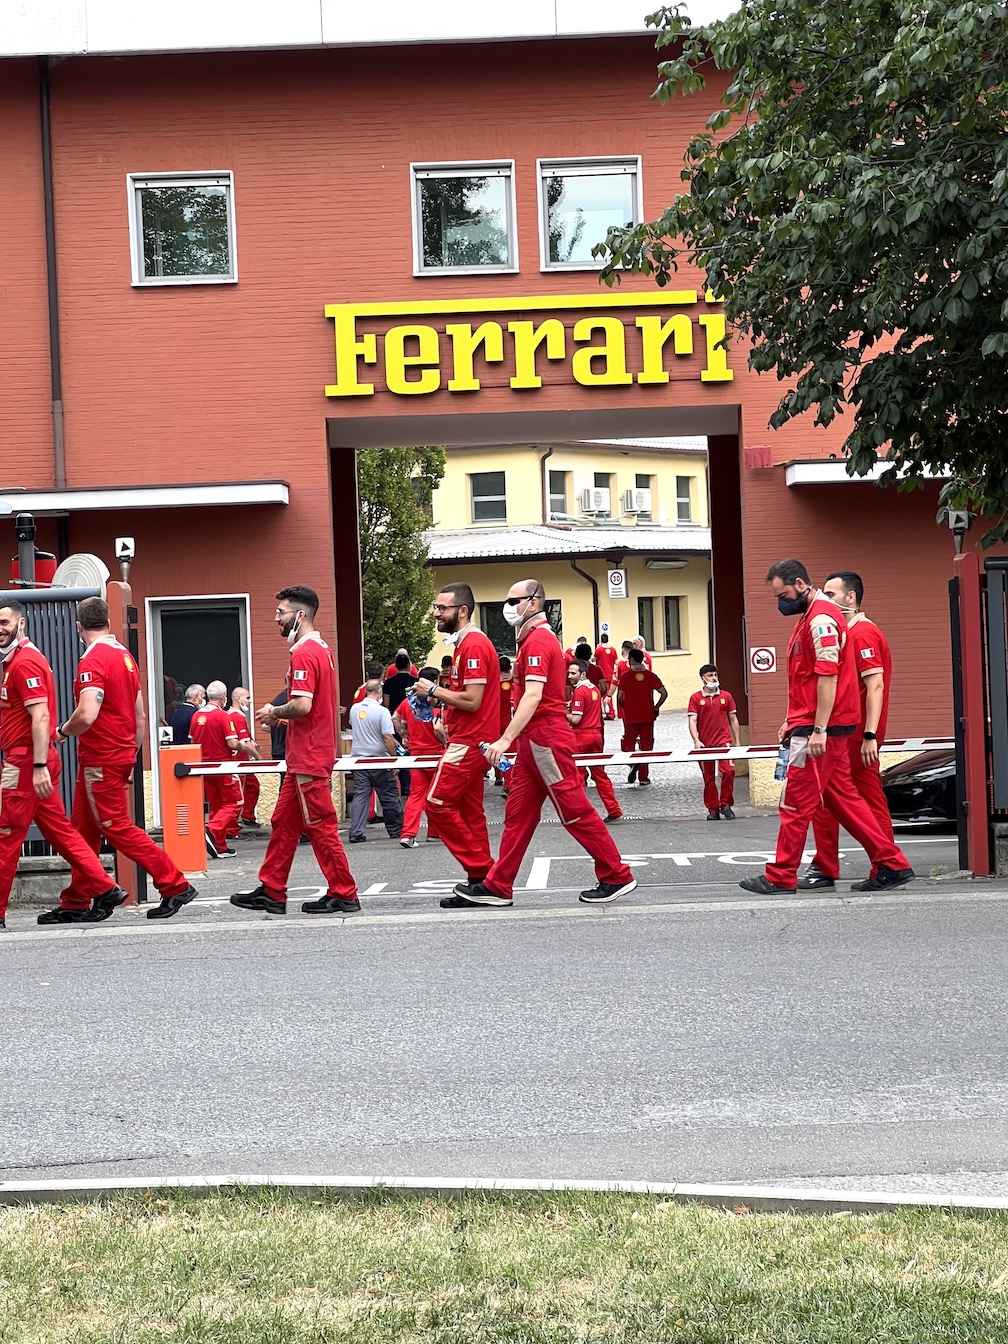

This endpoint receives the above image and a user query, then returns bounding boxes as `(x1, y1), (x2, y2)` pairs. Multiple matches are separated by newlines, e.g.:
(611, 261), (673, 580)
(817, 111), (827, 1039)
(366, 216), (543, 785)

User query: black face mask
(777, 590), (810, 616)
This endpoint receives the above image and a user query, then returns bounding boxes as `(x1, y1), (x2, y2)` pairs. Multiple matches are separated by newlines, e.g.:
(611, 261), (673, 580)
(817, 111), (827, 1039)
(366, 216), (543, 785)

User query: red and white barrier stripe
(173, 736), (954, 778)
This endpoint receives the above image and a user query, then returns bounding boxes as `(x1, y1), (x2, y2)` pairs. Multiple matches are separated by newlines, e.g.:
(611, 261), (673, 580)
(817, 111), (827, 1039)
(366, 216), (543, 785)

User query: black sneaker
(441, 881), (512, 908)
(348, 834), (367, 844)
(578, 877), (638, 904)
(146, 884), (198, 919)
(240, 818), (263, 830)
(797, 865), (836, 891)
(301, 894), (361, 914)
(37, 906), (95, 925)
(706, 810), (721, 821)
(90, 885), (128, 922)
(851, 865), (915, 892)
(205, 829), (220, 859)
(738, 875), (797, 895)
(627, 766), (638, 784)
(637, 778), (652, 788)
(230, 885), (286, 914)
(720, 806), (736, 820)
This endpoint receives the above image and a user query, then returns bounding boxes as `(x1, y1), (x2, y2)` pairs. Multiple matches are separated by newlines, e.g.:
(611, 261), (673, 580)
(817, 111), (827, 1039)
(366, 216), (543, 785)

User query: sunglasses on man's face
(503, 594), (535, 606)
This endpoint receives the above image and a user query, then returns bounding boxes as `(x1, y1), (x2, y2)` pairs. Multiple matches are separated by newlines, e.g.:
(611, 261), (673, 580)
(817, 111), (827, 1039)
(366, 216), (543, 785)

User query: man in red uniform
(444, 579), (637, 908)
(594, 628), (618, 719)
(231, 686), (264, 829)
(687, 663), (741, 821)
(54, 597), (197, 920)
(414, 582), (499, 887)
(190, 680), (242, 859)
(740, 559), (914, 895)
(567, 659), (622, 822)
(394, 666), (448, 847)
(802, 571), (905, 891)
(632, 635), (653, 669)
(0, 599), (125, 929)
(233, 584), (359, 915)
(612, 640), (633, 724)
(383, 649), (418, 680)
(617, 650), (667, 786)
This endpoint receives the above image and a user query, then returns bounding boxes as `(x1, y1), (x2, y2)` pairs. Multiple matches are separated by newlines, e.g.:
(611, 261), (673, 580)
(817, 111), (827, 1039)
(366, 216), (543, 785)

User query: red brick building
(0, 12), (965, 812)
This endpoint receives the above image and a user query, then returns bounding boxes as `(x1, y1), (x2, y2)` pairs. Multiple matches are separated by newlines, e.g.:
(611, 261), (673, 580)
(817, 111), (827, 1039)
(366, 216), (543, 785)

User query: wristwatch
(812, 725), (826, 734)
(33, 762), (47, 768)
(862, 730), (877, 741)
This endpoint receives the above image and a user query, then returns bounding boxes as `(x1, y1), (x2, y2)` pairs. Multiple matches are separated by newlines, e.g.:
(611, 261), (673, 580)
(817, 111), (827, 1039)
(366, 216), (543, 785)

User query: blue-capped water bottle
(395, 743), (408, 757)
(480, 742), (513, 773)
(774, 744), (789, 781)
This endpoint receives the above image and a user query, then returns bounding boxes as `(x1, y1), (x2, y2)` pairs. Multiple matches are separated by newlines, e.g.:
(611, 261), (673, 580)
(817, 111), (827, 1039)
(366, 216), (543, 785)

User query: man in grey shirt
(348, 680), (403, 842)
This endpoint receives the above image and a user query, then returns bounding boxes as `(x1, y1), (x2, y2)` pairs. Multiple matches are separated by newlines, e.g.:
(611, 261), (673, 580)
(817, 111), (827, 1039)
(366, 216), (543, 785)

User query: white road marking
(1, 884), (1002, 945)
(361, 883), (388, 895)
(524, 857), (552, 890)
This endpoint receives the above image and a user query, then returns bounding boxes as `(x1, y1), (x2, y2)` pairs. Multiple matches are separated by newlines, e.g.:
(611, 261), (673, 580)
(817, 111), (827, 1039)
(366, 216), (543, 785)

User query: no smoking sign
(749, 646), (777, 674)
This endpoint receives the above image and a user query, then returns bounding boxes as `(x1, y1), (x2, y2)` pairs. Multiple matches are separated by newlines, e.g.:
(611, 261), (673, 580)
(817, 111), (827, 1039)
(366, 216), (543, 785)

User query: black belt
(789, 724), (856, 739)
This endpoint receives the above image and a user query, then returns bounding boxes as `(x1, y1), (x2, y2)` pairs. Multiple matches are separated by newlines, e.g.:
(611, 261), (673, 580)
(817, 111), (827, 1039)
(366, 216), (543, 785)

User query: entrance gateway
(321, 286), (749, 742)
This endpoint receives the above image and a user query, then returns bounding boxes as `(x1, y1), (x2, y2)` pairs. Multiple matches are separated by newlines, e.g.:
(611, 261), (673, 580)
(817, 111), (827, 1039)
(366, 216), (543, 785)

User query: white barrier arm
(173, 736), (954, 778)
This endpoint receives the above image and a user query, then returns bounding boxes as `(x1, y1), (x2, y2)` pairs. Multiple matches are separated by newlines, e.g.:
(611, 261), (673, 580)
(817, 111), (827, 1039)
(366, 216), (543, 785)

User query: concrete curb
(2, 1174), (1007, 1215)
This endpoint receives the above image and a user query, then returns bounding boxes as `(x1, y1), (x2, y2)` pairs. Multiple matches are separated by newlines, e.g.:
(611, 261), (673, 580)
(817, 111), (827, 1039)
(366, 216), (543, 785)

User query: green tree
(357, 445), (446, 665)
(598, 2), (1008, 540)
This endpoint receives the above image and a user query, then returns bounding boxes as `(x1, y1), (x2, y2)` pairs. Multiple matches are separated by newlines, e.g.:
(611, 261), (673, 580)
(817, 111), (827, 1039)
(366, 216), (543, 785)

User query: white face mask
(503, 598), (531, 628)
(703, 680), (719, 694)
(286, 611), (304, 646)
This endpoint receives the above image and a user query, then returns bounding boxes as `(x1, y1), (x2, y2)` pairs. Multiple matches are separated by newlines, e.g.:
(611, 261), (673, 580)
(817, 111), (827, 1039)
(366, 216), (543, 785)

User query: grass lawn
(1, 1189), (1006, 1343)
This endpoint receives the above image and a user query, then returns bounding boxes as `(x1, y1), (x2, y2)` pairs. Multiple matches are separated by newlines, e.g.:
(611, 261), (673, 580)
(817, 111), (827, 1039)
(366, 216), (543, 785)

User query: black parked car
(881, 750), (956, 823)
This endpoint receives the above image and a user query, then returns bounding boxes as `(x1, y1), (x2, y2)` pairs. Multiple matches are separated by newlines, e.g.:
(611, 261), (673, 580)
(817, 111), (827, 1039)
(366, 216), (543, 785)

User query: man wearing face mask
(412, 583), (498, 888)
(232, 585), (359, 916)
(687, 664), (740, 820)
(0, 600), (126, 929)
(170, 683), (206, 744)
(802, 571), (904, 891)
(443, 580), (637, 908)
(740, 559), (913, 896)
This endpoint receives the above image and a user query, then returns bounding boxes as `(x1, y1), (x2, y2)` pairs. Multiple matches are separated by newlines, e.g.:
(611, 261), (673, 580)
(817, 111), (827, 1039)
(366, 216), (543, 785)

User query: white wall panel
(322, 0), (554, 45)
(0, 0), (87, 55)
(84, 0), (324, 52)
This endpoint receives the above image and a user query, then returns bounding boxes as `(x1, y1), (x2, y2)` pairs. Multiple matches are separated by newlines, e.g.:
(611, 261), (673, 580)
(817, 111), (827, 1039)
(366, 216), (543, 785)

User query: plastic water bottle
(774, 745), (789, 781)
(395, 743), (408, 757)
(480, 742), (513, 773)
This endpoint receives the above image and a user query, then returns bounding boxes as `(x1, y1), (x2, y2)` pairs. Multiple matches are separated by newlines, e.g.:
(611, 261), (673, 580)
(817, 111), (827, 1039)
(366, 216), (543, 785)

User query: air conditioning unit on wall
(580, 487), (611, 514)
(623, 487), (652, 514)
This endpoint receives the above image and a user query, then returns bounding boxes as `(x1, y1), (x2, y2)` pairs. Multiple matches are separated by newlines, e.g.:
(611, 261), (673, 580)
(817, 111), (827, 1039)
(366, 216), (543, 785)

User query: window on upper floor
(664, 596), (684, 651)
(128, 172), (237, 285)
(538, 157), (642, 270)
(634, 471), (654, 523)
(412, 162), (518, 275)
(470, 470), (507, 523)
(676, 475), (693, 524)
(548, 469), (570, 520)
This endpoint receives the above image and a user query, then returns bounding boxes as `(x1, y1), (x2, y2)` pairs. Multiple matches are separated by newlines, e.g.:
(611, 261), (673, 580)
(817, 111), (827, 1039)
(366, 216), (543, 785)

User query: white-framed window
(548, 469), (569, 520)
(470, 470), (507, 523)
(676, 475), (693, 524)
(127, 172), (237, 286)
(635, 471), (654, 523)
(411, 162), (518, 275)
(538, 156), (642, 270)
(664, 596), (683, 651)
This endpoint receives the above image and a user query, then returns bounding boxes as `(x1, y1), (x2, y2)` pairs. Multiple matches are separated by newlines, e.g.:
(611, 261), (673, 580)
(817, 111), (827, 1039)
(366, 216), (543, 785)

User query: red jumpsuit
(570, 679), (622, 819)
(618, 666), (665, 781)
(426, 626), (499, 884)
(687, 688), (737, 812)
(0, 640), (112, 920)
(810, 614), (899, 880)
(398, 697), (444, 840)
(258, 633), (357, 902)
(190, 704), (243, 850)
(62, 635), (190, 910)
(481, 621), (634, 901)
(594, 644), (618, 718)
(765, 594), (911, 889)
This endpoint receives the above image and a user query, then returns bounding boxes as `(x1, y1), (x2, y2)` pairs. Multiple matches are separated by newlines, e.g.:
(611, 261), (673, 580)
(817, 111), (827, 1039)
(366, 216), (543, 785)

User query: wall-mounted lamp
(645, 559), (688, 570)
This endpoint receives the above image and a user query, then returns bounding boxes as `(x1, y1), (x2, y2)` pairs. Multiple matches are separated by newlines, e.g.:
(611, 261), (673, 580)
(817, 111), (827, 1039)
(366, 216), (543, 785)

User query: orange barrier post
(159, 744), (207, 873)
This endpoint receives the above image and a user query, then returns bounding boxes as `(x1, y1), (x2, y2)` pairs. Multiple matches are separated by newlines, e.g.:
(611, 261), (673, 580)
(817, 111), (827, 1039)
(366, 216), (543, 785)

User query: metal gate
(0, 585), (100, 853)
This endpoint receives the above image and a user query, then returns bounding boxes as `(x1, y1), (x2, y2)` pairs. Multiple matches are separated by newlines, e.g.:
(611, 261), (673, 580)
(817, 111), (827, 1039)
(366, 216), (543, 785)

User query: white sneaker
(400, 837), (419, 848)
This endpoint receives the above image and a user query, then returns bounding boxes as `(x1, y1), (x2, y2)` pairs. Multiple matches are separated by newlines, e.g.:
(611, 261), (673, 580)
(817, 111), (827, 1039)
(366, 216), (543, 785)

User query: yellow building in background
(425, 439), (712, 706)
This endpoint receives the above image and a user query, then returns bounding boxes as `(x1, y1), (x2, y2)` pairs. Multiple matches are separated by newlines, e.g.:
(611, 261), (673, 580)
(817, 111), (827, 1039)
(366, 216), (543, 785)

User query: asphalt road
(6, 778), (1007, 1195)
